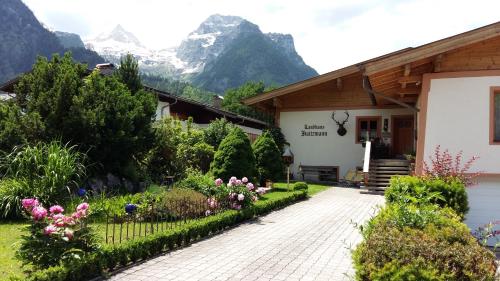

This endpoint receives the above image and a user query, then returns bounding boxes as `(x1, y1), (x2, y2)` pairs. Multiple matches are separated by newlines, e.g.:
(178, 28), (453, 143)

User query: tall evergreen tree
(116, 53), (142, 94)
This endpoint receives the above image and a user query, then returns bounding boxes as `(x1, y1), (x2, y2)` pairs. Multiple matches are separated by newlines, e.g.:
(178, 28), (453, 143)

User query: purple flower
(246, 183), (255, 191)
(236, 180), (242, 185)
(77, 188), (87, 197)
(49, 205), (64, 214)
(237, 194), (245, 201)
(125, 203), (137, 214)
(32, 206), (48, 220)
(215, 178), (223, 186)
(242, 177), (248, 183)
(43, 225), (58, 235)
(21, 198), (38, 210)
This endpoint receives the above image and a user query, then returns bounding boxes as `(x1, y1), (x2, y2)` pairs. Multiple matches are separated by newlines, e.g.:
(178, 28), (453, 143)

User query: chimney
(212, 95), (223, 108)
(95, 63), (115, 76)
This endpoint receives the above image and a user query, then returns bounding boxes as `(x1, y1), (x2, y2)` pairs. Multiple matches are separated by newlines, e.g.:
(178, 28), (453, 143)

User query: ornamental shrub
(161, 188), (208, 218)
(203, 118), (235, 150)
(175, 169), (215, 196)
(252, 132), (284, 185)
(17, 199), (98, 269)
(293, 182), (308, 191)
(386, 176), (468, 217)
(211, 176), (267, 210)
(0, 142), (86, 219)
(353, 221), (497, 281)
(210, 127), (256, 180)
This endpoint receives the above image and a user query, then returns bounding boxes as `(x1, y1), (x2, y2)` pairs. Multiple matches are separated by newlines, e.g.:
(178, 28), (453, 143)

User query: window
(491, 88), (500, 144)
(356, 116), (381, 143)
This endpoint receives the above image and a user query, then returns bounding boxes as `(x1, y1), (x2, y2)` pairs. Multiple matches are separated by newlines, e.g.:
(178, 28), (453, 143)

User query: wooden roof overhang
(243, 21), (500, 115)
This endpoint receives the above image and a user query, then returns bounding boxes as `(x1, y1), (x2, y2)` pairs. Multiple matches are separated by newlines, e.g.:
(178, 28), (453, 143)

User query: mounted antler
(331, 111), (349, 136)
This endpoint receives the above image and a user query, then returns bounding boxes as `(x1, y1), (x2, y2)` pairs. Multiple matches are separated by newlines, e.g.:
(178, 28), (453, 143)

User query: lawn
(0, 182), (330, 280)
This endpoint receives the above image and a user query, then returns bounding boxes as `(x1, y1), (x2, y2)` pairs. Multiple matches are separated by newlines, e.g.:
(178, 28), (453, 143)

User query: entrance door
(392, 115), (414, 156)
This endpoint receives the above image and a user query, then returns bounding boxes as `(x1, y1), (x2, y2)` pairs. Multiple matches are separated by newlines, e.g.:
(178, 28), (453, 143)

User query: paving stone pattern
(110, 187), (384, 281)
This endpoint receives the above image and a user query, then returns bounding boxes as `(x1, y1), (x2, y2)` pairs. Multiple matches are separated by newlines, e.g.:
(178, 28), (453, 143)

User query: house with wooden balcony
(243, 21), (500, 232)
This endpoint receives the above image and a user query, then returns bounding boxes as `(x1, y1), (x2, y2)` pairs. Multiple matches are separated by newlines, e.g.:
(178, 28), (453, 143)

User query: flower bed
(18, 188), (307, 281)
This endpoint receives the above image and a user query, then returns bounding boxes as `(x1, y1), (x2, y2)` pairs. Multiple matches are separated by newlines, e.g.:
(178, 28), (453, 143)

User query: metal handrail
(363, 141), (372, 186)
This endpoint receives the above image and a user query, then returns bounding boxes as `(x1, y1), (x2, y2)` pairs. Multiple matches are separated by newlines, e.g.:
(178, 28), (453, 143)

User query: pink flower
(63, 216), (76, 226)
(52, 214), (66, 227)
(32, 206), (48, 220)
(256, 187), (268, 195)
(207, 198), (218, 209)
(215, 178), (223, 186)
(229, 177), (237, 184)
(236, 180), (242, 185)
(49, 205), (64, 214)
(242, 177), (248, 183)
(76, 202), (89, 212)
(233, 204), (242, 210)
(63, 229), (74, 240)
(21, 198), (39, 210)
(72, 210), (87, 219)
(246, 183), (255, 191)
(237, 194), (245, 201)
(43, 225), (58, 235)
(228, 192), (236, 200)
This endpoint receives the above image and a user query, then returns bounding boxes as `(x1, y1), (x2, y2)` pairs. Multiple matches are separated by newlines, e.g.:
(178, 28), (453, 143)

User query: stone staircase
(363, 159), (411, 192)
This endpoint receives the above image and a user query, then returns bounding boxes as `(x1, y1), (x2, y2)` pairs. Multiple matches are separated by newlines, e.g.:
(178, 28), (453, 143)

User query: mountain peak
(94, 24), (143, 47)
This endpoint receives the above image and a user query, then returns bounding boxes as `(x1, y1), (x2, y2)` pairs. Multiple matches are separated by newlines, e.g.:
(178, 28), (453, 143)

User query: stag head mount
(331, 111), (349, 136)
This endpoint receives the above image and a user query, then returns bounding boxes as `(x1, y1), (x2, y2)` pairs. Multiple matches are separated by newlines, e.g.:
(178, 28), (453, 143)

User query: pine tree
(116, 53), (142, 94)
(252, 132), (283, 185)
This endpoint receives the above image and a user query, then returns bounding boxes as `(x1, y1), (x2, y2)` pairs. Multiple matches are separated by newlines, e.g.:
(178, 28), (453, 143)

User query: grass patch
(0, 222), (27, 279)
(273, 182), (330, 196)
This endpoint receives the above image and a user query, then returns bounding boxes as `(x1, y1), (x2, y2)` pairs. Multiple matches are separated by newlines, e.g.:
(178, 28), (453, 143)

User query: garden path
(109, 187), (384, 281)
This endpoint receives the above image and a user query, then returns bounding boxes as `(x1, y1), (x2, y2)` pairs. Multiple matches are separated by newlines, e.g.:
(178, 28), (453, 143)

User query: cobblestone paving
(109, 187), (384, 281)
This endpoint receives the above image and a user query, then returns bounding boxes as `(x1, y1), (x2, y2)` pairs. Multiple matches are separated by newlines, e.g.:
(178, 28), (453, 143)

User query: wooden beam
(336, 78), (343, 90)
(362, 75), (378, 106)
(398, 75), (421, 85)
(404, 64), (411, 76)
(362, 77), (419, 112)
(434, 54), (443, 72)
(273, 97), (282, 108)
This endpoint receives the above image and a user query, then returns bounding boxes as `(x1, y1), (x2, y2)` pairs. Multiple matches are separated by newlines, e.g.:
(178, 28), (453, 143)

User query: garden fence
(104, 197), (228, 244)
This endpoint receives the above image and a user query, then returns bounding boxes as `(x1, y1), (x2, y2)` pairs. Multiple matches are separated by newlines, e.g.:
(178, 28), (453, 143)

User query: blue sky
(23, 0), (500, 74)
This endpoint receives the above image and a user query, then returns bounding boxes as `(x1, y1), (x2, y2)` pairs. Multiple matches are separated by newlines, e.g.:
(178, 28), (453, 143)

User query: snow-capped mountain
(84, 14), (318, 92)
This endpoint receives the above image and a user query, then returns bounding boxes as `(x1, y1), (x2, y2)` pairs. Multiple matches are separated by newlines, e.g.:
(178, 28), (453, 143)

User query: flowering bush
(423, 145), (479, 186)
(17, 198), (98, 269)
(210, 176), (269, 210)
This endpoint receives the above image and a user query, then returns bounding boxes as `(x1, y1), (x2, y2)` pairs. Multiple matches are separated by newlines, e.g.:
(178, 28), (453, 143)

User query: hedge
(21, 189), (307, 281)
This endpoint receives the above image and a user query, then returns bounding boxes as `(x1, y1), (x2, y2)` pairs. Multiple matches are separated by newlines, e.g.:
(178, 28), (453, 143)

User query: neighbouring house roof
(243, 21), (500, 106)
(144, 86), (268, 130)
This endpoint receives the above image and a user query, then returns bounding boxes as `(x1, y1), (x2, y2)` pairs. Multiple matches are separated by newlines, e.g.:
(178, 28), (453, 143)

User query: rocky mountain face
(0, 0), (104, 83)
(86, 14), (318, 93)
(55, 31), (85, 48)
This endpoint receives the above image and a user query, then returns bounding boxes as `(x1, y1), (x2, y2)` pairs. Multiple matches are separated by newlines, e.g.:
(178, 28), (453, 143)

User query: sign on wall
(301, 124), (328, 136)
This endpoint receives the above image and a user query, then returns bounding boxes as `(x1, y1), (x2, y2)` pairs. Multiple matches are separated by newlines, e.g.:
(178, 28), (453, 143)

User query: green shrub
(203, 118), (235, 150)
(385, 176), (468, 217)
(0, 142), (86, 219)
(370, 258), (451, 281)
(22, 189), (308, 281)
(160, 188), (208, 218)
(264, 126), (287, 153)
(0, 179), (30, 219)
(293, 182), (308, 191)
(353, 221), (497, 281)
(175, 169), (215, 196)
(210, 127), (256, 180)
(252, 132), (284, 185)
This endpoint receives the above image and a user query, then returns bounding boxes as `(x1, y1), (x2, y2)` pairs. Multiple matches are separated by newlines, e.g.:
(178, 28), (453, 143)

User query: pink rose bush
(209, 176), (268, 211)
(17, 198), (98, 268)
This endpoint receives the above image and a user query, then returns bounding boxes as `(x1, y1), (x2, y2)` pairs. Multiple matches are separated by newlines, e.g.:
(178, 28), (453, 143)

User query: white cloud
(22, 0), (500, 74)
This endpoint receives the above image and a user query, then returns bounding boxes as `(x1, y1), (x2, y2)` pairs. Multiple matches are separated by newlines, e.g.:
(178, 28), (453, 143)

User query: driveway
(110, 187), (384, 281)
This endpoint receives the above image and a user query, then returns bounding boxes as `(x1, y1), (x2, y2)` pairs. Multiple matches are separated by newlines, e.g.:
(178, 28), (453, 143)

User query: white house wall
(424, 76), (500, 173)
(423, 75), (500, 241)
(280, 108), (413, 178)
